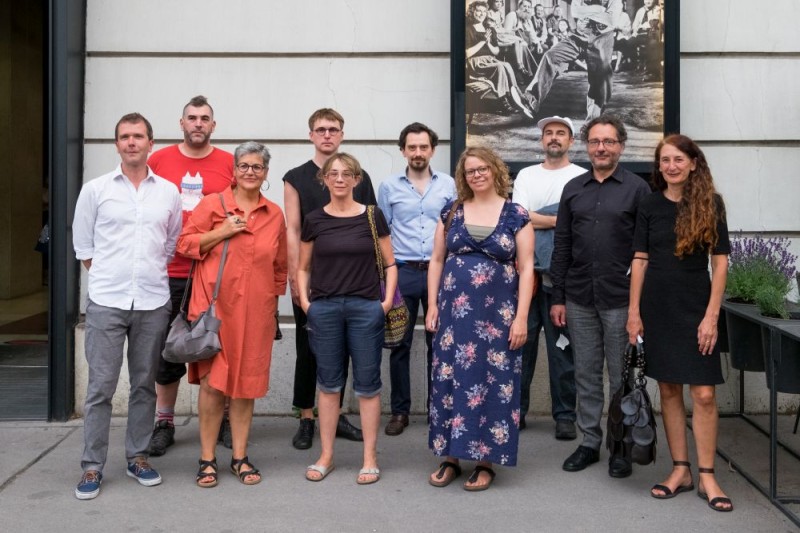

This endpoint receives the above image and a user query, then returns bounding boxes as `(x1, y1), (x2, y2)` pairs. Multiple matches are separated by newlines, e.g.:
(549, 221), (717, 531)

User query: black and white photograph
(463, 0), (668, 163)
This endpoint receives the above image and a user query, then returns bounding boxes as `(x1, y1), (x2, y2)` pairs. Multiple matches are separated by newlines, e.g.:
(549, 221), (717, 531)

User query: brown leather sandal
(429, 461), (462, 487)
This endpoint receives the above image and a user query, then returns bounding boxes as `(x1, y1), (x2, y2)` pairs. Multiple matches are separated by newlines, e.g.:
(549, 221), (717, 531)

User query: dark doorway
(0, 0), (49, 419)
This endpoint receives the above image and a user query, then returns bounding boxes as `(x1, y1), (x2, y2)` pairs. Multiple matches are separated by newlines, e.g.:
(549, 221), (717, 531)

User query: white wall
(77, 0), (799, 415)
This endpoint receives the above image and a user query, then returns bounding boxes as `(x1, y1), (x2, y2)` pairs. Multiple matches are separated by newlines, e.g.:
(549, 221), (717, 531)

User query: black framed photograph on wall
(451, 0), (680, 175)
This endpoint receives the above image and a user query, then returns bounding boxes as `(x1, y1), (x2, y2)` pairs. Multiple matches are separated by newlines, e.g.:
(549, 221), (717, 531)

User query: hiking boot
(148, 420), (175, 457)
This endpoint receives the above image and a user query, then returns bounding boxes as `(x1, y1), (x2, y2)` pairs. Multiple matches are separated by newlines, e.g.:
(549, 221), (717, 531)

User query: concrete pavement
(0, 415), (796, 532)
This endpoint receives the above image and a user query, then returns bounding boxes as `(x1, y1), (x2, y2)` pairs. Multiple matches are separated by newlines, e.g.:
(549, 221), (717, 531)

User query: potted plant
(727, 234), (797, 306)
(725, 234), (798, 371)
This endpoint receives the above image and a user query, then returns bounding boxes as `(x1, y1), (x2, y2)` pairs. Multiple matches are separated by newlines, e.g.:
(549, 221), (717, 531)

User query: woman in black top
(297, 153), (397, 485)
(627, 134), (732, 512)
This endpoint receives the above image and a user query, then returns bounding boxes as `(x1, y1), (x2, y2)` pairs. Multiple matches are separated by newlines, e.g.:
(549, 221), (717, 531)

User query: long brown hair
(652, 134), (723, 257)
(454, 145), (511, 201)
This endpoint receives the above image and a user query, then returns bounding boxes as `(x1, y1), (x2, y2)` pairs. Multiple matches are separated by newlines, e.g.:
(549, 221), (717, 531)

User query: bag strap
(211, 194), (232, 304)
(444, 200), (461, 235)
(367, 205), (385, 282)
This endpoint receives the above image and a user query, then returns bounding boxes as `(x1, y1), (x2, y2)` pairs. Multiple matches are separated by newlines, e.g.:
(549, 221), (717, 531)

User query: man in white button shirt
(72, 113), (182, 500)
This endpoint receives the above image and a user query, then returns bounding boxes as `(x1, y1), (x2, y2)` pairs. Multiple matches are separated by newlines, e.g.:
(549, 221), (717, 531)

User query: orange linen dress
(177, 187), (288, 399)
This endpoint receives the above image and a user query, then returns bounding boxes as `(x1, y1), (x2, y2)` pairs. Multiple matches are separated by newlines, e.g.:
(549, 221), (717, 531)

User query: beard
(184, 130), (210, 147)
(408, 158), (429, 171)
(545, 143), (568, 158)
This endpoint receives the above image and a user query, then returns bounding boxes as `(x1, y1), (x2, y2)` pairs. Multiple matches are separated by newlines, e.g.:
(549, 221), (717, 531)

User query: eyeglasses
(324, 171), (355, 180)
(465, 166), (490, 178)
(587, 139), (621, 148)
(313, 127), (342, 136)
(236, 163), (267, 173)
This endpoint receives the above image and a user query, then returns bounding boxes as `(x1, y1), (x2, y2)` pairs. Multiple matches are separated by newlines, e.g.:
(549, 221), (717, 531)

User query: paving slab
(0, 416), (796, 532)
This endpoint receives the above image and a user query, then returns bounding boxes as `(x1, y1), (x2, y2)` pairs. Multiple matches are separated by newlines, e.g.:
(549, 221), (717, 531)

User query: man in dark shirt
(283, 108), (376, 450)
(549, 115), (650, 479)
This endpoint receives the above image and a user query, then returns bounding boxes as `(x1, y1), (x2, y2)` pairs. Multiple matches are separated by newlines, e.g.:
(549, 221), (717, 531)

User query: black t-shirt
(301, 207), (390, 301)
(282, 159), (377, 223)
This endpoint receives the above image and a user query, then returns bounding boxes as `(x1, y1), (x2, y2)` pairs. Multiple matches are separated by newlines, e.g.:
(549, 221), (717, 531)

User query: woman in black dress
(627, 135), (732, 512)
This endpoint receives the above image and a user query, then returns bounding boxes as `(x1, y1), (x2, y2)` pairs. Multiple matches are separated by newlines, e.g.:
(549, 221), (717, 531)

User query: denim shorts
(306, 296), (384, 397)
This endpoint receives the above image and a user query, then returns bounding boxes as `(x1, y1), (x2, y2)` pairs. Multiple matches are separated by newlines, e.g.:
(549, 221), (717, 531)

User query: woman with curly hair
(626, 134), (732, 512)
(425, 146), (534, 491)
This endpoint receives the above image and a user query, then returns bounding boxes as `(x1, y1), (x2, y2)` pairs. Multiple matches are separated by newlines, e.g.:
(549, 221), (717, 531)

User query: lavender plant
(727, 233), (798, 318)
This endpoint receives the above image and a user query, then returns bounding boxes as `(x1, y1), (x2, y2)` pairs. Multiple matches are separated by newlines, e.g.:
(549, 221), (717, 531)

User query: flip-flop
(357, 467), (380, 485)
(305, 463), (335, 482)
(429, 461), (462, 487)
(463, 465), (496, 492)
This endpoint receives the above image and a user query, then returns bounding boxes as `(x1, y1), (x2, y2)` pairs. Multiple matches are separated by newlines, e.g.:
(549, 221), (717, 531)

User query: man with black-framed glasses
(549, 115), (650, 478)
(283, 108), (376, 450)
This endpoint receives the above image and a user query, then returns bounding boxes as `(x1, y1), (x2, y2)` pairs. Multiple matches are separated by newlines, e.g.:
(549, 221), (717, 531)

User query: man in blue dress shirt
(377, 123), (456, 436)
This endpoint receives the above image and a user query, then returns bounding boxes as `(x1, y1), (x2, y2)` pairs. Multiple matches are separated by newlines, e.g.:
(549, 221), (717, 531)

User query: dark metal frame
(47, 0), (86, 421)
(450, 0), (681, 176)
(717, 302), (800, 528)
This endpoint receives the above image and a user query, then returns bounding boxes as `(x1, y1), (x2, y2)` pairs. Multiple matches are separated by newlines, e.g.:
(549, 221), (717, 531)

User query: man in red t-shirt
(147, 95), (234, 456)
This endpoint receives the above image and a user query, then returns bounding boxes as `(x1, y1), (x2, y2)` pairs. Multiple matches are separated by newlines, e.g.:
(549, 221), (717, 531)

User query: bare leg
(691, 384), (732, 510)
(229, 397), (259, 483)
(357, 394), (380, 483)
(307, 391), (339, 480)
(197, 377), (224, 483)
(155, 381), (180, 412)
(652, 382), (693, 496)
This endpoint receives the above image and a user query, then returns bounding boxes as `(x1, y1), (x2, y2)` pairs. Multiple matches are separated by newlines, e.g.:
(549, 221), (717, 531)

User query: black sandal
(230, 456), (261, 486)
(697, 467), (733, 512)
(429, 461), (462, 487)
(196, 458), (218, 488)
(463, 465), (496, 492)
(651, 460), (694, 499)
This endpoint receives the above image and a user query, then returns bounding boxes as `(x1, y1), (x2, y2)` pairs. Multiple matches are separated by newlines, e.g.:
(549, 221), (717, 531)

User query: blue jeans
(520, 286), (576, 422)
(566, 301), (628, 451)
(388, 263), (433, 415)
(306, 296), (384, 398)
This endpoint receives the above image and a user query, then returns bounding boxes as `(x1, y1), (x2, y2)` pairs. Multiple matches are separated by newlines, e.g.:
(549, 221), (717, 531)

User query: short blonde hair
(316, 152), (363, 186)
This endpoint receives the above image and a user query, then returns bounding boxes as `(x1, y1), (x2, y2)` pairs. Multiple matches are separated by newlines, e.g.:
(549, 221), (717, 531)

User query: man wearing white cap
(512, 116), (585, 440)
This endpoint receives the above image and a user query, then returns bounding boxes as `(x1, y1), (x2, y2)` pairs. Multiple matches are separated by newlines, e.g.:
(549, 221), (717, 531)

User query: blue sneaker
(75, 470), (102, 500)
(126, 458), (162, 486)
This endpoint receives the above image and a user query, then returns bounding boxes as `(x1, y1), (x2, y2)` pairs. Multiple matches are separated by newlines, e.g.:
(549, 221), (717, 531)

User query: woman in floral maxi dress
(426, 146), (534, 491)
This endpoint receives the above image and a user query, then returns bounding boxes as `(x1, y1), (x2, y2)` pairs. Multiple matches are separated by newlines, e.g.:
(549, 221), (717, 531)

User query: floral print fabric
(429, 200), (530, 466)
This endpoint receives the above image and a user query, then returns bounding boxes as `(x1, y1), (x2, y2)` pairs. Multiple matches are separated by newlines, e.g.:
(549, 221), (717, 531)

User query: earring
(262, 180), (270, 192)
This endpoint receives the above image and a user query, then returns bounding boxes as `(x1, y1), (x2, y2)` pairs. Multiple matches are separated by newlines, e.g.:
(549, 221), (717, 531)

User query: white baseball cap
(537, 115), (574, 136)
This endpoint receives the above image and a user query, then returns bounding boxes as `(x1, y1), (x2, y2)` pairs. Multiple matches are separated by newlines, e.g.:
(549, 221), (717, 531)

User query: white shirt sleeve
(72, 182), (97, 261)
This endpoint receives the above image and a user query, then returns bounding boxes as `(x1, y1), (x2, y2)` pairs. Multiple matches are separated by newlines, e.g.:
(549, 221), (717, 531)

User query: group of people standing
(72, 95), (733, 512)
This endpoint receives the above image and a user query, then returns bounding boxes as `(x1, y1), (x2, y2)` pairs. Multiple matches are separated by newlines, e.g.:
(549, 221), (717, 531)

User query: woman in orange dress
(177, 141), (287, 487)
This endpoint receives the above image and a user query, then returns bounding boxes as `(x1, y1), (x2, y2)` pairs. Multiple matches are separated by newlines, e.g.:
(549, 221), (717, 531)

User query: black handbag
(162, 194), (231, 364)
(606, 343), (657, 466)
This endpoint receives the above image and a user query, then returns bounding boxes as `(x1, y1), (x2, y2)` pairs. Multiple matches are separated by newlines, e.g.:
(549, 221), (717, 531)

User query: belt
(403, 260), (429, 270)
